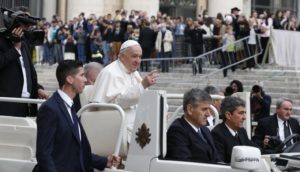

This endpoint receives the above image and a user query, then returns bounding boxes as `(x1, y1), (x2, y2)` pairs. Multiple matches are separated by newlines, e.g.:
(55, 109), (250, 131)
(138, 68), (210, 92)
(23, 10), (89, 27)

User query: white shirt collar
(225, 123), (237, 137)
(207, 115), (214, 126)
(118, 59), (131, 74)
(57, 89), (73, 108)
(276, 115), (284, 126)
(184, 117), (199, 133)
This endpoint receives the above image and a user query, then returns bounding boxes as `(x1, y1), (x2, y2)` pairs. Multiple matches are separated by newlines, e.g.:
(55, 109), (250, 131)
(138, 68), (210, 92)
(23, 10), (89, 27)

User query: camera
(0, 7), (44, 45)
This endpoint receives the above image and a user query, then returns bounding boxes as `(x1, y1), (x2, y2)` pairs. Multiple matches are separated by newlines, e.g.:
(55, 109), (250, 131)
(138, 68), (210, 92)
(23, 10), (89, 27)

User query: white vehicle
(0, 90), (299, 172)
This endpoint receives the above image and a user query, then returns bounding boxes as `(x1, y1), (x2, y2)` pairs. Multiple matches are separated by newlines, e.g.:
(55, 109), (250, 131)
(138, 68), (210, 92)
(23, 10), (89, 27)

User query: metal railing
(142, 35), (263, 84)
(0, 97), (45, 104)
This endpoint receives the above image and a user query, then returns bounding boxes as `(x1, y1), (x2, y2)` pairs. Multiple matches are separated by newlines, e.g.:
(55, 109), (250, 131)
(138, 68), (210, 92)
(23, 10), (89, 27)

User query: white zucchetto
(120, 40), (140, 51)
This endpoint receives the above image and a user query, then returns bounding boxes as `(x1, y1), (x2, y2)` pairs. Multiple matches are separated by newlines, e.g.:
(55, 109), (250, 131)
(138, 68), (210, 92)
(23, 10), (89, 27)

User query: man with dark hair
(34, 60), (120, 172)
(166, 88), (220, 163)
(0, 6), (48, 117)
(211, 96), (257, 163)
(250, 84), (271, 121)
(138, 21), (156, 72)
(186, 21), (207, 75)
(252, 98), (300, 154)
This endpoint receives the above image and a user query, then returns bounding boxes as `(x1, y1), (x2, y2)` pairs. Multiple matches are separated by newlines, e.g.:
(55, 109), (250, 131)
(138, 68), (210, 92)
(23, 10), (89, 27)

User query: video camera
(0, 7), (44, 45)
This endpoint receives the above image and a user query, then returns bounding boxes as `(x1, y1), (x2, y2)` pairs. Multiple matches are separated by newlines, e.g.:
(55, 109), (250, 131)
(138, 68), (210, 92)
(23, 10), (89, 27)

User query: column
(243, 0), (251, 18)
(197, 0), (208, 18)
(57, 0), (67, 22)
(103, 0), (123, 15)
(123, 0), (159, 18)
(42, 0), (56, 21)
(208, 0), (243, 18)
(67, 0), (104, 21)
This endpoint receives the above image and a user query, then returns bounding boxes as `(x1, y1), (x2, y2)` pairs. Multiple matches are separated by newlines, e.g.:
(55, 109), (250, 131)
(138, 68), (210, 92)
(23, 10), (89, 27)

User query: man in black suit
(138, 21), (156, 72)
(166, 88), (220, 163)
(0, 7), (48, 117)
(252, 98), (300, 154)
(231, 7), (240, 39)
(186, 21), (207, 75)
(211, 97), (258, 163)
(34, 60), (120, 172)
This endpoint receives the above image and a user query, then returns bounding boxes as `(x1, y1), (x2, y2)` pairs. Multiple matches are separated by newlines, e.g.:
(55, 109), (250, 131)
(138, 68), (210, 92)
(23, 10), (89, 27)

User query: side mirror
(231, 146), (261, 170)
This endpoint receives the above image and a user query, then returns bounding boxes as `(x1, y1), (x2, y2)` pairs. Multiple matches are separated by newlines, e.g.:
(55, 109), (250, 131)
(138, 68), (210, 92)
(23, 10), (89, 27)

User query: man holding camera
(250, 84), (271, 121)
(0, 6), (48, 117)
(252, 98), (300, 154)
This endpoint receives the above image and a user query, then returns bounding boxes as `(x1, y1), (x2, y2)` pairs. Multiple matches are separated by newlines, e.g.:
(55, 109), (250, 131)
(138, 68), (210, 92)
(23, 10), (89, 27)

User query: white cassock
(90, 59), (145, 142)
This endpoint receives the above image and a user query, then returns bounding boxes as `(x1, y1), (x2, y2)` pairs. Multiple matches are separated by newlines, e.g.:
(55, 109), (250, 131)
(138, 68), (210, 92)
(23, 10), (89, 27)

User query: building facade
(1, 0), (299, 22)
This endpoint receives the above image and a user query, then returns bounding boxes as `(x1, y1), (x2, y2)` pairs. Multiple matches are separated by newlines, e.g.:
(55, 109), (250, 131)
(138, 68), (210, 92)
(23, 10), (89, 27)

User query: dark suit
(186, 28), (207, 74)
(138, 26), (156, 72)
(34, 92), (107, 172)
(0, 37), (41, 117)
(252, 114), (300, 153)
(166, 117), (220, 163)
(211, 123), (258, 163)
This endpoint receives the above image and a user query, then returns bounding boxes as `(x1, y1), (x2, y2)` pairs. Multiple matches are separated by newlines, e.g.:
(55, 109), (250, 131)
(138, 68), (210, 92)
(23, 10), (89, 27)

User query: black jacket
(34, 92), (107, 172)
(166, 117), (220, 163)
(252, 114), (300, 154)
(0, 36), (41, 116)
(211, 122), (258, 163)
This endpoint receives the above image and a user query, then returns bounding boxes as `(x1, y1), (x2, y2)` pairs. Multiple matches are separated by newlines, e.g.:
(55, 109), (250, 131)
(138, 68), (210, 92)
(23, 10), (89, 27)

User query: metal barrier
(0, 97), (45, 104)
(142, 35), (263, 84)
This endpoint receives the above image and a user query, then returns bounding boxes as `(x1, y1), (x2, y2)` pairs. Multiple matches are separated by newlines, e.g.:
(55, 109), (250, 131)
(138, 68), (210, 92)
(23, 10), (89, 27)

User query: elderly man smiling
(90, 40), (159, 141)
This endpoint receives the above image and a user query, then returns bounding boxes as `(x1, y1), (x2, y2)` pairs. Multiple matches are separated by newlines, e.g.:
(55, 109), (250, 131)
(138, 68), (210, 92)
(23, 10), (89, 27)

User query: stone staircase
(35, 63), (300, 118)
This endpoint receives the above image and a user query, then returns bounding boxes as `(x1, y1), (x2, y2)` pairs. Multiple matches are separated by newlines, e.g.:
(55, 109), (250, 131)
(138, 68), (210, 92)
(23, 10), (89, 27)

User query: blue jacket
(34, 91), (107, 172)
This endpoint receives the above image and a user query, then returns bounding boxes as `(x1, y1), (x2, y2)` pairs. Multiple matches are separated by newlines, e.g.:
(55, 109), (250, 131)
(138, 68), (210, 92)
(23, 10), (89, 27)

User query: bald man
(90, 40), (159, 141)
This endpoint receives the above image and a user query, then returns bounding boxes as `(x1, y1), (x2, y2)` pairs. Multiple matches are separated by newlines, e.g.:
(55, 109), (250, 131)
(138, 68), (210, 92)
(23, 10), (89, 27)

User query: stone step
(35, 63), (300, 118)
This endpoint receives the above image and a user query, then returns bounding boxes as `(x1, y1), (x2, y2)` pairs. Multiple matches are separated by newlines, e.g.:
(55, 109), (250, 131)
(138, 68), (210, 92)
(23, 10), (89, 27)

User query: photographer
(250, 84), (271, 121)
(0, 6), (48, 117)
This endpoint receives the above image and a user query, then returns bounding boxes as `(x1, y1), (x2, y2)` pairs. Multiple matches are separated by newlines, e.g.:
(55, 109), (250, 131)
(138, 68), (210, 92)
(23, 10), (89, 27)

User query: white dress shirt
(225, 123), (238, 137)
(277, 116), (292, 142)
(57, 89), (81, 141)
(184, 117), (198, 133)
(15, 48), (30, 98)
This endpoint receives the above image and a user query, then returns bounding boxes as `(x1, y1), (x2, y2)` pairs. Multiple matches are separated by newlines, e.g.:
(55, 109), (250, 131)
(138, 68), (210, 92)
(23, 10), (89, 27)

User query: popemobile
(0, 89), (299, 172)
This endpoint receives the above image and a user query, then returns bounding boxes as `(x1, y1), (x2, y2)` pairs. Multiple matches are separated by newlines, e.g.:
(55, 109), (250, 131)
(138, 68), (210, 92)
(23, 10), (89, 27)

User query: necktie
(235, 132), (241, 145)
(198, 128), (208, 143)
(71, 105), (85, 172)
(71, 105), (80, 141)
(284, 121), (291, 146)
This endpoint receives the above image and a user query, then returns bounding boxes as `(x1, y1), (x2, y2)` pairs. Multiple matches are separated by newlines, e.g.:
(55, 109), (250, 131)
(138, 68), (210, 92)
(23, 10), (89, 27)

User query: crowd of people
(1, 5), (300, 171)
(32, 7), (300, 76)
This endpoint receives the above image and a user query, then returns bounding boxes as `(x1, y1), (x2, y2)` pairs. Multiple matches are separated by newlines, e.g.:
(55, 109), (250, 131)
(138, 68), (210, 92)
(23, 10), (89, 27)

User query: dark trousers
(160, 51), (171, 72)
(191, 44), (203, 74)
(246, 44), (256, 68)
(257, 37), (269, 64)
(221, 51), (236, 77)
(141, 47), (152, 72)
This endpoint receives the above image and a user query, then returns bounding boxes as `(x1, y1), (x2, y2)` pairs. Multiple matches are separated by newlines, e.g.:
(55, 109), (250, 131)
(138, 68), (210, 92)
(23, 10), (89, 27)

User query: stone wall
(123, 0), (159, 18)
(67, 0), (105, 20)
(208, 0), (251, 18)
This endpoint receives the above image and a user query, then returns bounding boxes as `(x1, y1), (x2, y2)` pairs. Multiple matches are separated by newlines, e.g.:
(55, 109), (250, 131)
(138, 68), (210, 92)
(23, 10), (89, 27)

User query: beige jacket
(155, 30), (173, 52)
